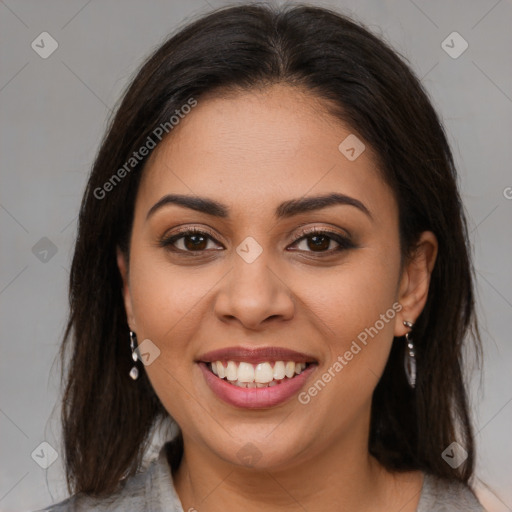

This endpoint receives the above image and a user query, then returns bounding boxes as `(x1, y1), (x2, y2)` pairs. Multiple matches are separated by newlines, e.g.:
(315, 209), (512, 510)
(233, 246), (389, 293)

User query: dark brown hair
(59, 2), (481, 497)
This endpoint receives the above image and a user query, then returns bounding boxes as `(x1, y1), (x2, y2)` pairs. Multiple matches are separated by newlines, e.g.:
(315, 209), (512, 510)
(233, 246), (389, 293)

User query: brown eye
(180, 233), (209, 251)
(302, 234), (332, 252)
(159, 227), (355, 256)
(289, 229), (355, 254)
(159, 228), (223, 253)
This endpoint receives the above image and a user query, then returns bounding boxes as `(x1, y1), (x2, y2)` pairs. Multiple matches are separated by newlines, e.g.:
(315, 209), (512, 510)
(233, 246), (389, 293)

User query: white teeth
(208, 360), (310, 386)
(237, 362), (255, 382)
(216, 361), (225, 379)
(273, 361), (285, 380)
(285, 361), (296, 378)
(226, 361), (238, 381)
(295, 362), (306, 375)
(255, 362), (274, 383)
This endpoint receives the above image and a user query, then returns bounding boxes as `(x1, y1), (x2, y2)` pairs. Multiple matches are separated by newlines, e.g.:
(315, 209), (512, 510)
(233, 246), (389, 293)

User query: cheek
(127, 258), (208, 423)
(128, 256), (207, 344)
(308, 252), (400, 336)
(303, 249), (401, 389)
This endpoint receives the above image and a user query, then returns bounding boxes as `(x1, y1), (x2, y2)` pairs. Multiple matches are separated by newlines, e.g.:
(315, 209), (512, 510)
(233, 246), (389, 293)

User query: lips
(197, 346), (318, 365)
(196, 346), (318, 409)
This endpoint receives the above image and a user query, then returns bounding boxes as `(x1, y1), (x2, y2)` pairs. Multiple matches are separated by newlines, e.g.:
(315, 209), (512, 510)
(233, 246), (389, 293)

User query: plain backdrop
(0, 0), (511, 511)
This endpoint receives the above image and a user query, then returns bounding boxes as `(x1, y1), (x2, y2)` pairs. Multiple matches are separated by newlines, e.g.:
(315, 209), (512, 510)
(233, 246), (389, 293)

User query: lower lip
(198, 362), (317, 409)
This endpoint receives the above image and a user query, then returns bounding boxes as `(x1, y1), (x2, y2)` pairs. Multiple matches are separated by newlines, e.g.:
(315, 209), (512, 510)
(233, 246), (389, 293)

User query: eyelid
(292, 225), (351, 240)
(160, 224), (221, 243)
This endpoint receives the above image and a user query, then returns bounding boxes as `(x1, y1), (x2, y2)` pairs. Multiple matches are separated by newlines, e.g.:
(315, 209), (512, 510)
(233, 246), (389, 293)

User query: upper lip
(197, 346), (318, 364)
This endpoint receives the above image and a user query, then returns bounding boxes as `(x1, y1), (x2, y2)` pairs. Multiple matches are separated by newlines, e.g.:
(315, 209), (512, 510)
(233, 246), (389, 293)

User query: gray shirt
(37, 442), (486, 511)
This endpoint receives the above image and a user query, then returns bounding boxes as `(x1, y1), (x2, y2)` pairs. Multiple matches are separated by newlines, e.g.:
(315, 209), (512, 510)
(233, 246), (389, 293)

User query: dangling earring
(403, 320), (416, 389)
(129, 330), (139, 380)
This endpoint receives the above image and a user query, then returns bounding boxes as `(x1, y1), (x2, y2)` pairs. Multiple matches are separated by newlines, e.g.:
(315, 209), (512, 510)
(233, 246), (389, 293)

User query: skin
(117, 83), (438, 512)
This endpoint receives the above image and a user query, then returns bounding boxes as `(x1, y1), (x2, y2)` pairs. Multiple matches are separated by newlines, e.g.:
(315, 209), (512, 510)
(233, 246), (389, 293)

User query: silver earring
(129, 331), (139, 380)
(403, 321), (416, 389)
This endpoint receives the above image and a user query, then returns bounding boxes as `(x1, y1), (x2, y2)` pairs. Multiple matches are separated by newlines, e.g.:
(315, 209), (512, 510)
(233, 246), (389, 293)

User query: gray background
(0, 0), (511, 510)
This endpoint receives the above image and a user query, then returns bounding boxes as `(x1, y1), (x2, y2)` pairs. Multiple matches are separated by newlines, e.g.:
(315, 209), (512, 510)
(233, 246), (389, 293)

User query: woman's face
(118, 84), (436, 471)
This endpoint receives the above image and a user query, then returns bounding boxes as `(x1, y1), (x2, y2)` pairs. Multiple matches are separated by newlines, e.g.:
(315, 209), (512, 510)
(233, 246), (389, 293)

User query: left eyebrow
(275, 192), (372, 220)
(146, 192), (372, 221)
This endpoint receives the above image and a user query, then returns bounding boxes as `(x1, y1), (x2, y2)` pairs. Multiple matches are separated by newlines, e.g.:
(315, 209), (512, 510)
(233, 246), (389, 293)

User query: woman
(39, 2), (485, 511)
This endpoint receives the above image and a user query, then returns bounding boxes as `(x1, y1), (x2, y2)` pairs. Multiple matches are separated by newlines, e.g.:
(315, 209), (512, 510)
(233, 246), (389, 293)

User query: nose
(213, 250), (295, 331)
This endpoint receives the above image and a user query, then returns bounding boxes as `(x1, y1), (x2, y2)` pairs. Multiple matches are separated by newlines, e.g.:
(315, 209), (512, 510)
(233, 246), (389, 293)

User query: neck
(172, 425), (423, 511)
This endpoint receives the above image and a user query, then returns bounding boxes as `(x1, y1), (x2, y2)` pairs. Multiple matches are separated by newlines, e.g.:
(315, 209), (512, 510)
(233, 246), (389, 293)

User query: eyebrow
(146, 192), (372, 221)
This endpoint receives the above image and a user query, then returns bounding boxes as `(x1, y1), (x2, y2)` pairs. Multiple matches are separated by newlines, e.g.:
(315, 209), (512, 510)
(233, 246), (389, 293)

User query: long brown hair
(59, 2), (482, 497)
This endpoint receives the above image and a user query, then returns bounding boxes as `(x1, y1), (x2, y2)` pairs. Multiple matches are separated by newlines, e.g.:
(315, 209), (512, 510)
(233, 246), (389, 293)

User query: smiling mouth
(206, 360), (314, 388)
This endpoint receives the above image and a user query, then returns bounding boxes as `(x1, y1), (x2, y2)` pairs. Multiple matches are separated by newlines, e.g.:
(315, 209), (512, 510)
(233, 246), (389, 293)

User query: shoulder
(33, 467), (154, 512)
(417, 473), (486, 512)
(33, 442), (183, 512)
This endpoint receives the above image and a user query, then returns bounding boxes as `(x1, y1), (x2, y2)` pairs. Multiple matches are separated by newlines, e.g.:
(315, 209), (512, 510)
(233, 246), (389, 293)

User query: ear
(117, 246), (137, 331)
(394, 231), (438, 337)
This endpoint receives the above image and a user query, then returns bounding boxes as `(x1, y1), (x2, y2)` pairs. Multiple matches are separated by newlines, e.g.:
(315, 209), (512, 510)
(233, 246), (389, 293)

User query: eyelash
(158, 226), (355, 256)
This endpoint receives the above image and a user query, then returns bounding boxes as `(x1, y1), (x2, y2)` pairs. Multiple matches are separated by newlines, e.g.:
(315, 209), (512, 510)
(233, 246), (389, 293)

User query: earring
(129, 330), (139, 380)
(403, 320), (416, 389)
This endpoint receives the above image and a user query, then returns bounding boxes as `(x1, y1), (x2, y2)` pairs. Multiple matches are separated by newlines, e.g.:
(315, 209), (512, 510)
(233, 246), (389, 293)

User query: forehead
(137, 84), (395, 221)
